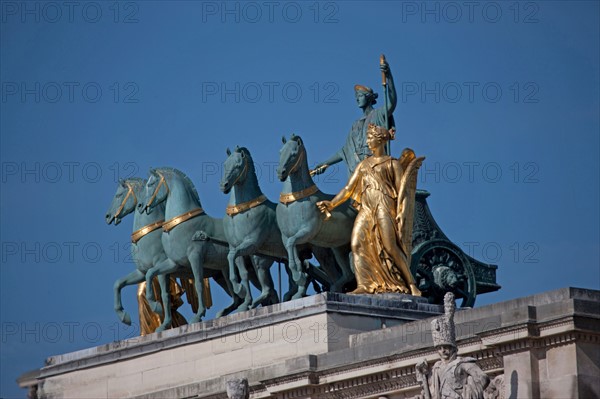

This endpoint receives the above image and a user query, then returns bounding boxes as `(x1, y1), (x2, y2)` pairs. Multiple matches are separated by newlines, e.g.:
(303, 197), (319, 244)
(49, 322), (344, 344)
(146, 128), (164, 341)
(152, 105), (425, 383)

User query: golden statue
(317, 124), (424, 296)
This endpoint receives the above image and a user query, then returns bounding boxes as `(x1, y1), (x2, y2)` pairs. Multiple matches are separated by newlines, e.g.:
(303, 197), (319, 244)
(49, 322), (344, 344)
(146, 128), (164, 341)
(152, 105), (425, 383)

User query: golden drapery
(333, 150), (423, 294)
(136, 277), (212, 335)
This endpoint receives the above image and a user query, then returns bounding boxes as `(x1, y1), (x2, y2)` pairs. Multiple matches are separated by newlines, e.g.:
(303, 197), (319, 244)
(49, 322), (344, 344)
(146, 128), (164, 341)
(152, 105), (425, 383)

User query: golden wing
(396, 148), (425, 266)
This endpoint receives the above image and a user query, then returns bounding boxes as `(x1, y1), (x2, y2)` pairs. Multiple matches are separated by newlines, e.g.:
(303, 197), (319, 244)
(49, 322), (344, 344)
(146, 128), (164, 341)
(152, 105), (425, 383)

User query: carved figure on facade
(226, 378), (249, 399)
(483, 375), (505, 399)
(415, 292), (490, 398)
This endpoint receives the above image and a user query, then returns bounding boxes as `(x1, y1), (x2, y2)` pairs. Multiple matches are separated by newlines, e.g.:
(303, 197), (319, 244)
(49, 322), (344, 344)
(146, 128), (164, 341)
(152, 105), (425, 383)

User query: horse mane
(233, 146), (262, 189)
(290, 133), (303, 146)
(124, 177), (147, 192)
(154, 167), (201, 203)
(236, 146), (256, 173)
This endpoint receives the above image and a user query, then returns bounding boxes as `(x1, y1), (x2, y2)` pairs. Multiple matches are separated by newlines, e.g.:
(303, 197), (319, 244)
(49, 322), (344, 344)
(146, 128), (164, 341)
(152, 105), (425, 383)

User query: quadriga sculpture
(105, 178), (193, 332)
(139, 167), (261, 323)
(276, 134), (356, 298)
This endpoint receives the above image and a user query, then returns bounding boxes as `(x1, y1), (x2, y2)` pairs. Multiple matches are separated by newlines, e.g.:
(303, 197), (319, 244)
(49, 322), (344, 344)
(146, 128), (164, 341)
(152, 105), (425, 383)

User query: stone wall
(18, 287), (600, 399)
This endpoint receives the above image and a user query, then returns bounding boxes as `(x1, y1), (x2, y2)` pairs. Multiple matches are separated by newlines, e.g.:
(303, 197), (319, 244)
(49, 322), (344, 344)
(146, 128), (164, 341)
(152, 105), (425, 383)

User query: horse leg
(311, 246), (341, 289)
(188, 248), (207, 324)
(227, 251), (254, 311)
(216, 265), (244, 318)
(114, 269), (146, 325)
(229, 240), (260, 311)
(145, 258), (177, 315)
(227, 246), (242, 296)
(232, 256), (252, 311)
(282, 261), (297, 301)
(154, 273), (173, 332)
(284, 227), (315, 299)
(330, 245), (355, 292)
(250, 255), (278, 308)
(246, 256), (263, 293)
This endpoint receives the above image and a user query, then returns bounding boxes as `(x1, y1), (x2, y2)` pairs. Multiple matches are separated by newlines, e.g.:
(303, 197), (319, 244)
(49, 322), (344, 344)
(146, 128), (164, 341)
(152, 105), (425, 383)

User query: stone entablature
(18, 288), (600, 399)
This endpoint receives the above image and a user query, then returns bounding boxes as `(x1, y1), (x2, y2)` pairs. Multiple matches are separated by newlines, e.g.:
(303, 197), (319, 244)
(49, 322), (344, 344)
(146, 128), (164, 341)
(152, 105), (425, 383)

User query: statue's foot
(410, 284), (422, 297)
(349, 286), (370, 295)
(116, 309), (132, 326)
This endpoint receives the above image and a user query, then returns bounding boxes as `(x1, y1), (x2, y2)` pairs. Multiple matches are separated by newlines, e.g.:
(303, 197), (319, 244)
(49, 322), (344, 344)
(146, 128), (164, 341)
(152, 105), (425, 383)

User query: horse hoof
(116, 310), (132, 326)
(236, 303), (250, 312)
(263, 291), (279, 305)
(190, 315), (202, 324)
(218, 302), (238, 317)
(268, 293), (280, 305)
(292, 291), (306, 300)
(250, 293), (269, 308)
(155, 324), (167, 333)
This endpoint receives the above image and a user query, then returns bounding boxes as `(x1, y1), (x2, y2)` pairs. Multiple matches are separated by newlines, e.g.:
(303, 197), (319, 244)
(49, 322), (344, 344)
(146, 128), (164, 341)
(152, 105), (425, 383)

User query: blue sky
(1, 1), (599, 397)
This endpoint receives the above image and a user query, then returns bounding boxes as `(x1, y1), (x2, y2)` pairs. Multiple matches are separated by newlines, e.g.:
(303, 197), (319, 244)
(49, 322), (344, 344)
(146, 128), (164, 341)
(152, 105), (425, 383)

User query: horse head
(106, 177), (146, 225)
(277, 133), (305, 181)
(140, 168), (169, 215)
(221, 145), (250, 194)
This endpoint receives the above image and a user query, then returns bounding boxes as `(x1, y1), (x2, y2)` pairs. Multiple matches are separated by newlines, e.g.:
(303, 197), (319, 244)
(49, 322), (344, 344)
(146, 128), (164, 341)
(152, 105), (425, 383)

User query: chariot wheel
(410, 239), (477, 307)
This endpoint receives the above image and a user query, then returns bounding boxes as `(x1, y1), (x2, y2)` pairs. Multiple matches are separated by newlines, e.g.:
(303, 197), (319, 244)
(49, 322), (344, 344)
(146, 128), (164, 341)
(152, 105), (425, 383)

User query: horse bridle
(288, 142), (305, 175)
(114, 182), (137, 219)
(227, 154), (249, 188)
(145, 171), (170, 211)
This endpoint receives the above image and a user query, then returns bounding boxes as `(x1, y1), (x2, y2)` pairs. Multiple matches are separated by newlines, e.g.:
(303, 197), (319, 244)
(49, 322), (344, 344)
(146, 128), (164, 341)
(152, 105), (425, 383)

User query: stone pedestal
(24, 293), (441, 398)
(18, 288), (600, 399)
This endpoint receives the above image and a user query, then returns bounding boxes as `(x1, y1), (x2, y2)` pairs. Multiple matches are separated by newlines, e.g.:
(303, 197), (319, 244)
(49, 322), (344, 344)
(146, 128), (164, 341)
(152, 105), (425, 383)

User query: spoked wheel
(410, 239), (477, 307)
